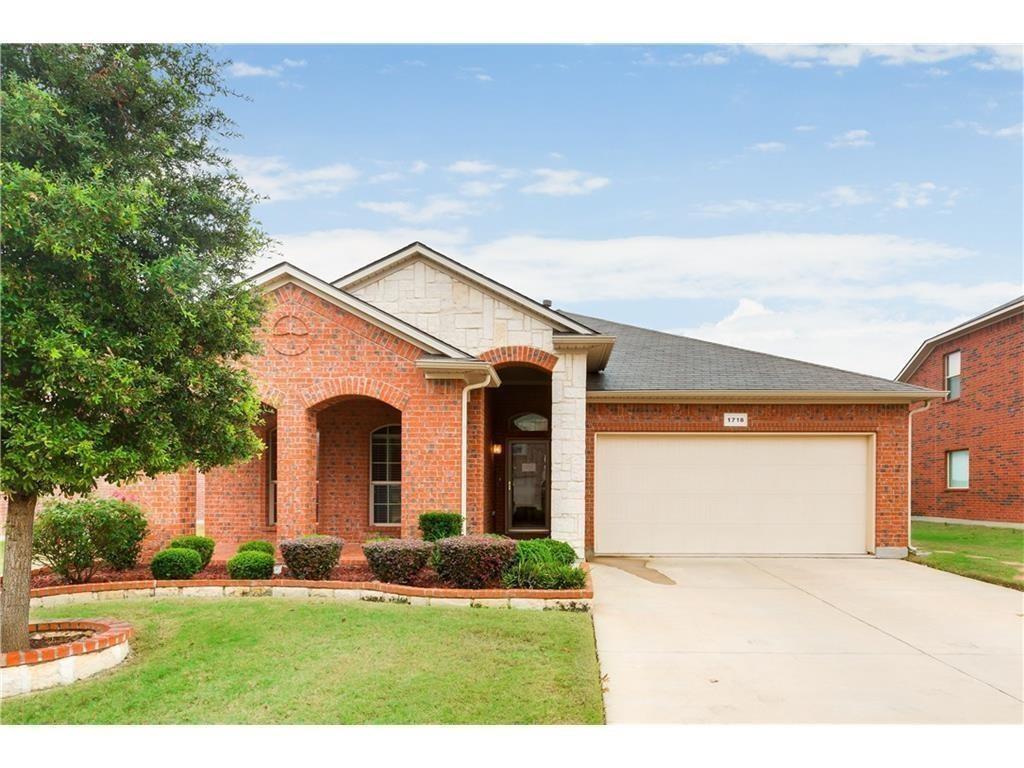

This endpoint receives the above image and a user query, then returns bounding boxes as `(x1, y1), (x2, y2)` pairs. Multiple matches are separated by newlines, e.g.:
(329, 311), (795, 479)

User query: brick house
(75, 243), (943, 559)
(897, 296), (1023, 524)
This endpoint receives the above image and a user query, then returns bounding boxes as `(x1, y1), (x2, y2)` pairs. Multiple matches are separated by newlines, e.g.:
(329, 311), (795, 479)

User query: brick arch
(256, 382), (288, 410)
(479, 345), (558, 373)
(299, 376), (411, 412)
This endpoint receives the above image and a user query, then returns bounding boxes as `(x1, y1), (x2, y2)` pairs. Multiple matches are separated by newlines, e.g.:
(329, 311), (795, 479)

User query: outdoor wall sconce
(491, 443), (503, 455)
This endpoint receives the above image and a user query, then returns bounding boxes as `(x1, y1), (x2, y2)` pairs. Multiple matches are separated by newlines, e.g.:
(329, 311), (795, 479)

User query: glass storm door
(508, 440), (550, 532)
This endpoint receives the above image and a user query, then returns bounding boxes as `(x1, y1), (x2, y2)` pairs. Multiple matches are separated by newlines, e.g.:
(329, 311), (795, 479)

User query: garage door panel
(594, 434), (871, 555)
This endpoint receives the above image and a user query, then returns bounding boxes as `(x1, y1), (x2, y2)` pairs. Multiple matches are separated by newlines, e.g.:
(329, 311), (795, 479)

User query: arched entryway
(484, 364), (552, 537)
(313, 395), (403, 544)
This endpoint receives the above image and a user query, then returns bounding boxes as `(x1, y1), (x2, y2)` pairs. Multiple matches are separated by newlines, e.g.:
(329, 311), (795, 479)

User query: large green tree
(1, 45), (268, 651)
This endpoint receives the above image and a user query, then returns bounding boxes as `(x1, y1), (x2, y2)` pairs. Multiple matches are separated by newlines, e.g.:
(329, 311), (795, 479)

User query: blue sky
(217, 44), (1022, 377)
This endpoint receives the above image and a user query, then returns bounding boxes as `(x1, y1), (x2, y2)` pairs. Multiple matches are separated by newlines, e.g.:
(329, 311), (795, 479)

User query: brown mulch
(28, 561), (448, 589)
(29, 629), (94, 649)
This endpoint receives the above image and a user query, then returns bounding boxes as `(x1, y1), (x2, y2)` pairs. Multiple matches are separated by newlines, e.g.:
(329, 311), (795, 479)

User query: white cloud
(447, 160), (497, 174)
(369, 171), (402, 184)
(794, 125), (816, 132)
(956, 120), (1024, 139)
(231, 155), (359, 201)
(358, 196), (479, 224)
(460, 67), (494, 82)
(635, 50), (730, 67)
(694, 199), (811, 217)
(926, 67), (949, 77)
(751, 141), (786, 153)
(828, 129), (874, 149)
(521, 169), (610, 197)
(409, 160), (429, 174)
(823, 186), (874, 207)
(282, 58), (307, 68)
(745, 45), (1021, 71)
(475, 73), (494, 82)
(228, 62), (281, 78)
(890, 182), (960, 210)
(459, 180), (505, 198)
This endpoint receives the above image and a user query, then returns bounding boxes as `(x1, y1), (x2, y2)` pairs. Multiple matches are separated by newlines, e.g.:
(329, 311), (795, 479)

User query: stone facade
(550, 351), (588, 555)
(906, 314), (1023, 523)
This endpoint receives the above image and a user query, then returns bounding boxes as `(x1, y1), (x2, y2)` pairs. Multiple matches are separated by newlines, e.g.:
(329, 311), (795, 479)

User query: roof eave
(585, 389), (947, 404)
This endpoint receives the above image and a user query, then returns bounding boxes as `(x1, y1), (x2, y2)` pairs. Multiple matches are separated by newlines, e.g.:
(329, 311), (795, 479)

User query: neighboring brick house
(37, 243), (943, 559)
(897, 297), (1024, 524)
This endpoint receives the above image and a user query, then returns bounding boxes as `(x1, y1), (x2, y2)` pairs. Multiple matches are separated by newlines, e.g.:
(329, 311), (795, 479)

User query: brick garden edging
(1, 619), (133, 698)
(26, 571), (594, 611)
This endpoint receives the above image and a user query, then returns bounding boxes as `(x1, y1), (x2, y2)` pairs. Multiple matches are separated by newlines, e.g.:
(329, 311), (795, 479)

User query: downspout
(906, 399), (934, 555)
(461, 372), (493, 534)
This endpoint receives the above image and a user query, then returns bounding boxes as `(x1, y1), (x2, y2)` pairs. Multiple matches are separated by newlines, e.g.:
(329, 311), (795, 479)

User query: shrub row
(363, 539), (434, 583)
(34, 499), (149, 583)
(280, 535), (343, 580)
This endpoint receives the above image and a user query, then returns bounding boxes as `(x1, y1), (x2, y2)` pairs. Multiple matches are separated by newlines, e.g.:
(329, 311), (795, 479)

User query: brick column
(275, 403), (318, 541)
(550, 351), (587, 557)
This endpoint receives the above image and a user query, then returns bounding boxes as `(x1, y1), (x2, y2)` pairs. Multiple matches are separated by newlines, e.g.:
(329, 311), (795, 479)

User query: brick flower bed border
(26, 568), (594, 611)
(1, 619), (133, 698)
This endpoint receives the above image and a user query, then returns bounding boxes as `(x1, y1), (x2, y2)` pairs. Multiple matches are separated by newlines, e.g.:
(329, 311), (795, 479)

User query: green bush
(91, 499), (149, 570)
(150, 547), (203, 580)
(435, 535), (518, 589)
(237, 540), (275, 557)
(33, 500), (100, 584)
(227, 550), (275, 579)
(502, 561), (587, 590)
(418, 511), (463, 542)
(279, 535), (343, 580)
(515, 538), (577, 567)
(169, 535), (215, 569)
(363, 538), (434, 584)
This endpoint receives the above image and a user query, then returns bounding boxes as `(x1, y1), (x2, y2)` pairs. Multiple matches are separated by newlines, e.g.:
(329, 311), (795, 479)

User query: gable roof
(250, 261), (473, 359)
(333, 242), (598, 336)
(566, 312), (944, 402)
(896, 295), (1024, 382)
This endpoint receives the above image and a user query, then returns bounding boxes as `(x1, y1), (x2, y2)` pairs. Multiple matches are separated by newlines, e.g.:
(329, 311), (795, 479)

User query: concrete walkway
(592, 557), (1024, 723)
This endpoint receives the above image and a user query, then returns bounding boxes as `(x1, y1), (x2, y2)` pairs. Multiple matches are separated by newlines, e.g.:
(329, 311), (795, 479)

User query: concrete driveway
(591, 557), (1023, 723)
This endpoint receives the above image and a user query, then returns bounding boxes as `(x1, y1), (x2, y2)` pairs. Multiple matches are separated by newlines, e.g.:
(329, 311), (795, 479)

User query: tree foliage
(1, 44), (268, 498)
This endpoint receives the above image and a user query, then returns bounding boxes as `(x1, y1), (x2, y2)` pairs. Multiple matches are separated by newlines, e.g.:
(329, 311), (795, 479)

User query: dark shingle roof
(563, 312), (933, 394)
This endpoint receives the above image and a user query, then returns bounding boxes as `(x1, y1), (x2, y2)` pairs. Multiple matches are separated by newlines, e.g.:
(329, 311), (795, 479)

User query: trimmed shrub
(227, 550), (275, 580)
(502, 561), (587, 590)
(237, 540), (275, 557)
(91, 499), (149, 570)
(363, 539), (434, 584)
(279, 535), (343, 580)
(169, 535), (216, 569)
(434, 535), (518, 589)
(151, 547), (203, 580)
(418, 511), (463, 542)
(515, 538), (577, 567)
(33, 500), (100, 584)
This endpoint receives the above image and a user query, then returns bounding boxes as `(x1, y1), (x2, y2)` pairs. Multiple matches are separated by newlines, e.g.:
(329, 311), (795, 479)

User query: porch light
(491, 443), (503, 456)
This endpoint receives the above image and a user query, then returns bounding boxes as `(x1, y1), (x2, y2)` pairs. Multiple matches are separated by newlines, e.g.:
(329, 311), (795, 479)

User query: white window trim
(944, 350), (962, 401)
(946, 449), (970, 489)
(369, 423), (402, 527)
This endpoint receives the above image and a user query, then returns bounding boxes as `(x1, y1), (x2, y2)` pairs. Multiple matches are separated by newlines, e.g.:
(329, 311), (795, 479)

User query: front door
(507, 439), (550, 532)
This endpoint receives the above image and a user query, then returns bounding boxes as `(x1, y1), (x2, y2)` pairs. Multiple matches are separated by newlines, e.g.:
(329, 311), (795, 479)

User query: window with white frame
(266, 427), (278, 525)
(944, 350), (962, 400)
(947, 449), (969, 489)
(370, 424), (401, 525)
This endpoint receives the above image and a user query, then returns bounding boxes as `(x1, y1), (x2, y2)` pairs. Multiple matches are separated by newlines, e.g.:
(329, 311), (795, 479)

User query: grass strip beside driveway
(910, 521), (1023, 590)
(3, 597), (604, 724)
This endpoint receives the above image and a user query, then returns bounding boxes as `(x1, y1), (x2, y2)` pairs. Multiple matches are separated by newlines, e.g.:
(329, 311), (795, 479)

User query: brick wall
(906, 314), (1023, 523)
(584, 402), (910, 552)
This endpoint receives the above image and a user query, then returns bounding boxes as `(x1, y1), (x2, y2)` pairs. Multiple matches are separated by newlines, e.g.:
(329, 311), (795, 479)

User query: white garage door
(594, 434), (873, 555)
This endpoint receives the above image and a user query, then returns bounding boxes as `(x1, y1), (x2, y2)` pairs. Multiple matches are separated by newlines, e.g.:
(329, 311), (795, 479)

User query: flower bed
(1, 619), (133, 698)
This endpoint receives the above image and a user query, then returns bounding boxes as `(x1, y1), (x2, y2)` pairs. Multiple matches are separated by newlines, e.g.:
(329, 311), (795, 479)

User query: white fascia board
(251, 262), (472, 359)
(896, 298), (1024, 381)
(414, 359), (502, 385)
(333, 242), (597, 336)
(585, 389), (947, 404)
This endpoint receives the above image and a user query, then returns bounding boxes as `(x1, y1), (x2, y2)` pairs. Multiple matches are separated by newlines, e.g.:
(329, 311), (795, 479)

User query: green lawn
(910, 521), (1024, 590)
(2, 597), (604, 724)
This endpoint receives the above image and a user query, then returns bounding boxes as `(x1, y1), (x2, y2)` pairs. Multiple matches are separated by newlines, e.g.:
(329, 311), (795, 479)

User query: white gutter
(460, 372), (494, 534)
(906, 398), (936, 554)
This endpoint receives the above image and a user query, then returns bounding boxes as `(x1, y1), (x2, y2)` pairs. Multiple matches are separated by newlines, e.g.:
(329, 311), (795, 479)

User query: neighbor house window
(370, 425), (401, 525)
(266, 427), (278, 525)
(944, 351), (962, 400)
(947, 449), (969, 489)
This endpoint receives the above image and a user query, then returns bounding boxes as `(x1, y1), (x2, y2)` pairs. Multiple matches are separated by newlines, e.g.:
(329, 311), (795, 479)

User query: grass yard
(2, 598), (604, 724)
(910, 521), (1023, 590)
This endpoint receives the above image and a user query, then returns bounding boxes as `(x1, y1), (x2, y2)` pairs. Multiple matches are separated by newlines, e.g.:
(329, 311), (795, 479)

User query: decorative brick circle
(270, 314), (310, 356)
(2, 619), (133, 669)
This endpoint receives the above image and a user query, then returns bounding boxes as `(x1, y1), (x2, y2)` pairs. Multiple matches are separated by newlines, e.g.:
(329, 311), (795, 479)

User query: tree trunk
(1, 493), (38, 653)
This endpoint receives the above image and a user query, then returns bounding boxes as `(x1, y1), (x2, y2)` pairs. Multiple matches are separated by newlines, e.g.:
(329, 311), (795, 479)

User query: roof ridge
(565, 311), (921, 389)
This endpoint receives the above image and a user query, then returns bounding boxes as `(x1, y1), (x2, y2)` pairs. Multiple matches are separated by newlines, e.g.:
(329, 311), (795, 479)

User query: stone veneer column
(274, 403), (318, 541)
(550, 351), (587, 557)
